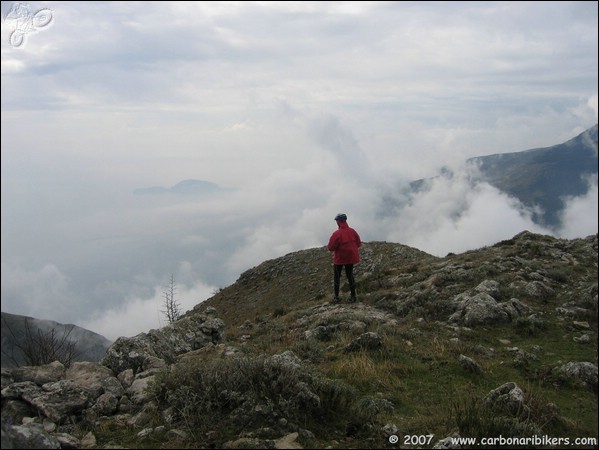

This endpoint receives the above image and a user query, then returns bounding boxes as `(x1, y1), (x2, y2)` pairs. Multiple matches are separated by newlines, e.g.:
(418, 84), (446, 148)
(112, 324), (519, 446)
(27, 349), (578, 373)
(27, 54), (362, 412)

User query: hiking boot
(350, 295), (357, 303)
(332, 296), (341, 304)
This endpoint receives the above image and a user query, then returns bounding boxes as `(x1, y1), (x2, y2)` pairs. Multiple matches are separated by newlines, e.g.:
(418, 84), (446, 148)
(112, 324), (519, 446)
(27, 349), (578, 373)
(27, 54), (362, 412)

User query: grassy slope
(177, 234), (597, 448)
(94, 234), (596, 448)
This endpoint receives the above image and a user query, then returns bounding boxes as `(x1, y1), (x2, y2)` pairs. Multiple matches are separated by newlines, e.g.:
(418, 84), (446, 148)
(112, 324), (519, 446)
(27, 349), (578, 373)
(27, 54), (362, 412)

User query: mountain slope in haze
(469, 124), (598, 229)
(0, 312), (113, 368)
(403, 124), (598, 230)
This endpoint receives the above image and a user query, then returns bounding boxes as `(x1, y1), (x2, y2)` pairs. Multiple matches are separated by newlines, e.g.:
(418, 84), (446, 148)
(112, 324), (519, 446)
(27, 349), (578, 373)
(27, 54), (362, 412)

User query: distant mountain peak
(400, 124), (598, 231)
(133, 178), (232, 196)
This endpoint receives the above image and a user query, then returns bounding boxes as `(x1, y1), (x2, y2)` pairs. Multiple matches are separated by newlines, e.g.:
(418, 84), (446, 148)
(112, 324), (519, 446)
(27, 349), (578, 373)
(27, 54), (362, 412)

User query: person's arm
(328, 232), (339, 251)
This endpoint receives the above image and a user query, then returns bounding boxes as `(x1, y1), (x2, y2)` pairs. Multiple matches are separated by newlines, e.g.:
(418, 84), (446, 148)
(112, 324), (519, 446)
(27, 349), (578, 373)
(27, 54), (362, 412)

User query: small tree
(161, 273), (182, 324)
(1, 316), (80, 367)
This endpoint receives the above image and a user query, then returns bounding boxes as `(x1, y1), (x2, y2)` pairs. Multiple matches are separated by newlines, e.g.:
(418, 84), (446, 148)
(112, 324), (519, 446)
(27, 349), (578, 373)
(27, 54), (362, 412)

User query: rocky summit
(1, 231), (597, 449)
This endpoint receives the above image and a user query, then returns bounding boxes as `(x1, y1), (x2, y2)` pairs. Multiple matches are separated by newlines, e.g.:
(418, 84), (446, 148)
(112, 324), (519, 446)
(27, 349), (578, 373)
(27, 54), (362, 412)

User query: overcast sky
(1, 1), (597, 341)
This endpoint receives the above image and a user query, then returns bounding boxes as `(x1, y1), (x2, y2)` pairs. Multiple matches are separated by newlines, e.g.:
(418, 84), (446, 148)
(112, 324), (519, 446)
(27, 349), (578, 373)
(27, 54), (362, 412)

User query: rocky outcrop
(101, 313), (225, 375)
(448, 280), (536, 326)
(1, 312), (224, 448)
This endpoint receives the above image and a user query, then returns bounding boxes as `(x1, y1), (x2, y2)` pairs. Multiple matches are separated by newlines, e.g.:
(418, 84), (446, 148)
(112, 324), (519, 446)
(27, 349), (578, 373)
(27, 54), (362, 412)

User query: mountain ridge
(468, 124), (598, 229)
(397, 124), (598, 231)
(0, 311), (113, 368)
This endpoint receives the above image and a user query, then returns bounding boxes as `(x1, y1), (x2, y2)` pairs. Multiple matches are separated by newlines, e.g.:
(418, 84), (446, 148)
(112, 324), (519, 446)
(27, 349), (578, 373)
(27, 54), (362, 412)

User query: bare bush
(1, 316), (79, 367)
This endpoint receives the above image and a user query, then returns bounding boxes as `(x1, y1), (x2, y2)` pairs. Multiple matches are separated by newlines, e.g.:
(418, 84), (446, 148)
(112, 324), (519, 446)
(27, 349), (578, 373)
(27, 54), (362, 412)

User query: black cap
(334, 213), (347, 221)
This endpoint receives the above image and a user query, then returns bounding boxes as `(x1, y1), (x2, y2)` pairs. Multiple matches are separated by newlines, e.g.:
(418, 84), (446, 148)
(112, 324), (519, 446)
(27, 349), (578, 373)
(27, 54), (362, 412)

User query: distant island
(133, 179), (233, 196)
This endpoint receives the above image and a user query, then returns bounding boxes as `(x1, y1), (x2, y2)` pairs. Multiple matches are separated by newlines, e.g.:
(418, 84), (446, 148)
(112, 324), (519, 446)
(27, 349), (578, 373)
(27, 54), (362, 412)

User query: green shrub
(148, 352), (360, 445)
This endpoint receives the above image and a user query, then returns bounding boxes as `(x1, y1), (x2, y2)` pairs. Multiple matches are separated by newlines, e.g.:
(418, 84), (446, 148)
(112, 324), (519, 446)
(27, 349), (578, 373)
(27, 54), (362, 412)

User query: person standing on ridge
(327, 213), (361, 303)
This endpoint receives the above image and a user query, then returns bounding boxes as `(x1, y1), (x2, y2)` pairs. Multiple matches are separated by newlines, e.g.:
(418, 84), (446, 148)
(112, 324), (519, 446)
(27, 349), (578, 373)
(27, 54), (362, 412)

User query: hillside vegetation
(3, 231), (596, 449)
(152, 230), (596, 448)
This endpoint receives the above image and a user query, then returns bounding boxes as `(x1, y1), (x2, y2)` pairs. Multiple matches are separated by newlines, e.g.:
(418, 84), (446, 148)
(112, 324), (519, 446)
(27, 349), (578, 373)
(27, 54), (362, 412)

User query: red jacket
(328, 221), (361, 265)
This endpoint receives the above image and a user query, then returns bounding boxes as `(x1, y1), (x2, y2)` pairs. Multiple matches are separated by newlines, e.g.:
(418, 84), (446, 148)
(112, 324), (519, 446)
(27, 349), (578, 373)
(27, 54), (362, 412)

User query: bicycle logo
(4, 2), (53, 48)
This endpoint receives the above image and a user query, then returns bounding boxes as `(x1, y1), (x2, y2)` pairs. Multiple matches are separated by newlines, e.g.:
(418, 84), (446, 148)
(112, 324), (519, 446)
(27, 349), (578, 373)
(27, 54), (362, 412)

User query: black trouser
(333, 264), (356, 297)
